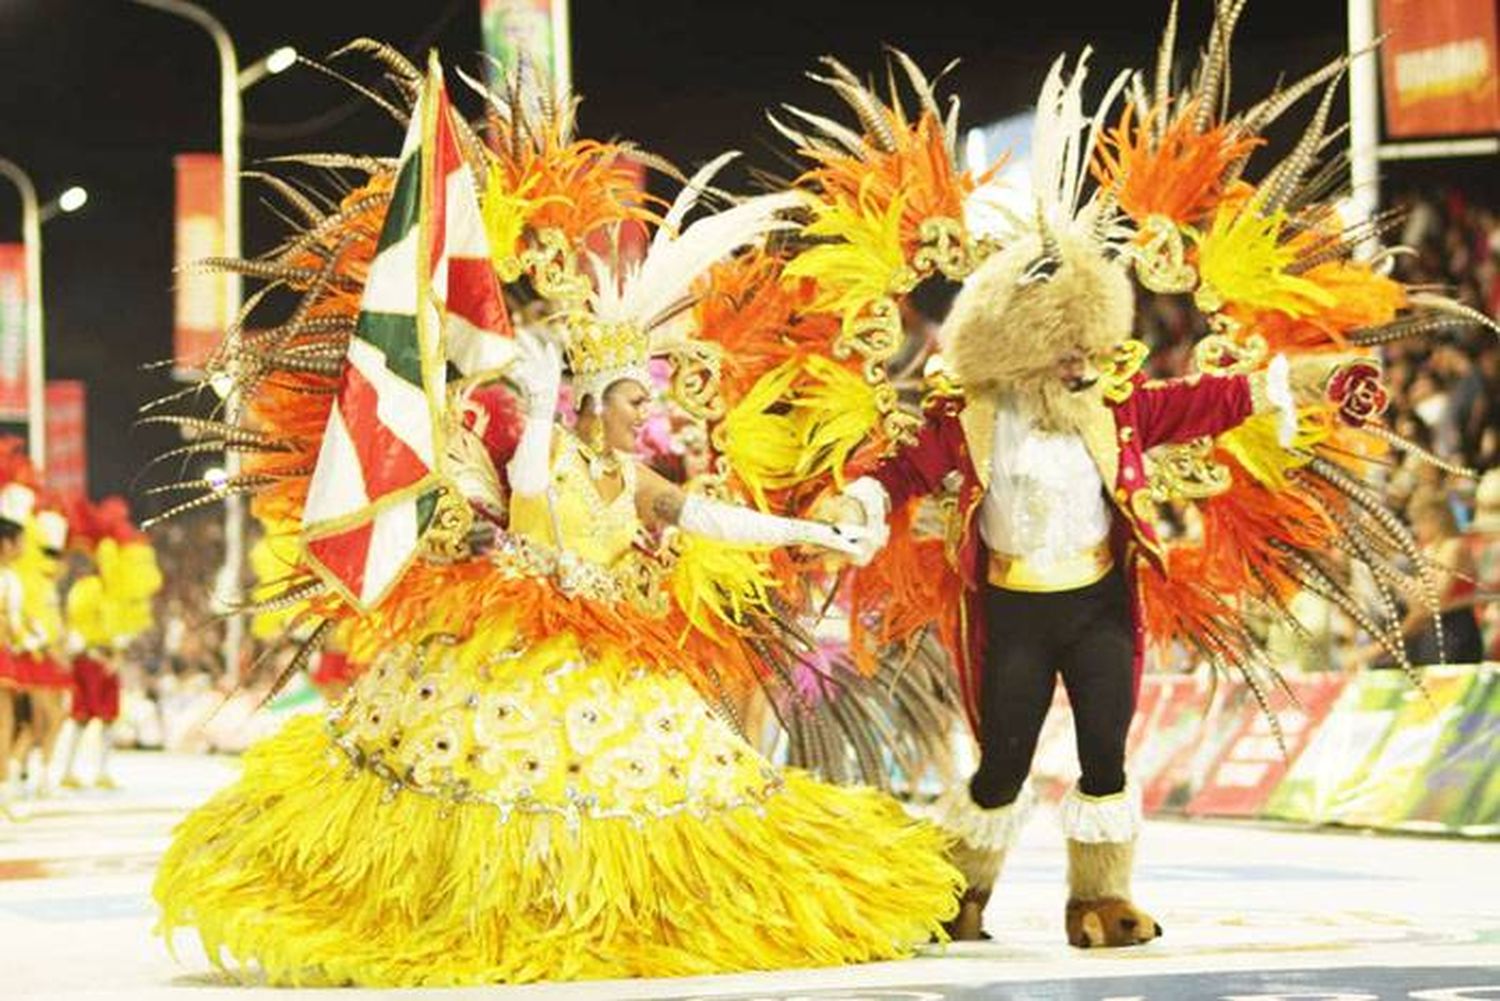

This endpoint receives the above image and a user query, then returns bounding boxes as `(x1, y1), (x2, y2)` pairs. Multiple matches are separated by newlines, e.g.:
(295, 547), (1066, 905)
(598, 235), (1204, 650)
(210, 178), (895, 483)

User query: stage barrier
(1030, 663), (1498, 837)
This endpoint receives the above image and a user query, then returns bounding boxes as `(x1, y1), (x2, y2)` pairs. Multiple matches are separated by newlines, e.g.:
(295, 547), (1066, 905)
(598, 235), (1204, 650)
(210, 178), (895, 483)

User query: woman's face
(601, 380), (652, 453)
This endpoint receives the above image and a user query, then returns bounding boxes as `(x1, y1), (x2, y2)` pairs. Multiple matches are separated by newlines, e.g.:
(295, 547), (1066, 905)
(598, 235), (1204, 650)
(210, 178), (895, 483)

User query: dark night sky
(0, 0), (1348, 513)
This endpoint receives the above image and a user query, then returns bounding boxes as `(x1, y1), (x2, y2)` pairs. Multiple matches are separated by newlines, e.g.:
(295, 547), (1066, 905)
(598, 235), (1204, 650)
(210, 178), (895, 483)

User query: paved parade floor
(1, 750), (1496, 1000)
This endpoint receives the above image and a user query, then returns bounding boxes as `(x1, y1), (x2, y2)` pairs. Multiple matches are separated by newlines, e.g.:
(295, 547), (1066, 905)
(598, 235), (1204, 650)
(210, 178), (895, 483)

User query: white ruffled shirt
(979, 401), (1111, 563)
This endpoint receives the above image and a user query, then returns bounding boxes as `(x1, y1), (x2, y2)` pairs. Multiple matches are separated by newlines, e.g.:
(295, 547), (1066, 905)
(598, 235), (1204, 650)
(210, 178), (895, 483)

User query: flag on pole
(302, 53), (515, 610)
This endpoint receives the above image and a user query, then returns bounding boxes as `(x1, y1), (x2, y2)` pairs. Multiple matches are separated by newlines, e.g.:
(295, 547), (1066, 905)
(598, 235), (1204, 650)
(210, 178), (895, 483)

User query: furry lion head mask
(943, 229), (1134, 393)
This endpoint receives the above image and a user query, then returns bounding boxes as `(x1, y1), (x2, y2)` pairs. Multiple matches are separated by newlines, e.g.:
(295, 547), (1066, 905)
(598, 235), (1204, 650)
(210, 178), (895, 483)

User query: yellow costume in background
(154, 428), (958, 986)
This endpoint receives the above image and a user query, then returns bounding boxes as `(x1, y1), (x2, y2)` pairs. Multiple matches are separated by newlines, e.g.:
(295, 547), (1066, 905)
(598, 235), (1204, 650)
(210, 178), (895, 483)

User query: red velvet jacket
(868, 373), (1257, 712)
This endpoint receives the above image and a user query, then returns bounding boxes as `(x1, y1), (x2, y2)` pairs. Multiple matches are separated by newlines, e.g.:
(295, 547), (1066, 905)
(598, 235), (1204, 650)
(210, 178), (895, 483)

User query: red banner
(1379, 0), (1500, 137)
(0, 244), (28, 421)
(173, 154), (225, 377)
(43, 380), (86, 499)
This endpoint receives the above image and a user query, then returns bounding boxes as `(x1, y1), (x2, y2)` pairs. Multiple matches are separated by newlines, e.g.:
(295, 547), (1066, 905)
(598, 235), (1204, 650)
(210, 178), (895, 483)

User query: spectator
(1354, 493), (1485, 667)
(1466, 469), (1500, 661)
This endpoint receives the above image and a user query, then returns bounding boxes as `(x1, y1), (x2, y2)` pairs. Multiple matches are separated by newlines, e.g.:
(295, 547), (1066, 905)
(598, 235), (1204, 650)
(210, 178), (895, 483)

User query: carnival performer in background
(58, 497), (162, 790)
(0, 474), (34, 818)
(151, 52), (956, 987)
(810, 4), (1492, 948)
(305, 626), (360, 703)
(9, 503), (73, 798)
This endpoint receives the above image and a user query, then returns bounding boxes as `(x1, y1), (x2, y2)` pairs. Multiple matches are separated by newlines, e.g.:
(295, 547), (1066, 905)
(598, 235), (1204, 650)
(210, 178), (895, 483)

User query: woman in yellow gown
(150, 52), (961, 984)
(154, 297), (959, 989)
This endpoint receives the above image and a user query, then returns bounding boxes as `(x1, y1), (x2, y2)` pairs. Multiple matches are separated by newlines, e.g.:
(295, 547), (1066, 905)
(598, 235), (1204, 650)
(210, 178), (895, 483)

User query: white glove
(506, 331), (563, 496)
(511, 329), (563, 413)
(840, 477), (891, 567)
(679, 495), (870, 557)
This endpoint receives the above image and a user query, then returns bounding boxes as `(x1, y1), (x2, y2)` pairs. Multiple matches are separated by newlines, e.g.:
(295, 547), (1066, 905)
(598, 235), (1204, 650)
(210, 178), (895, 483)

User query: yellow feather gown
(154, 436), (960, 986)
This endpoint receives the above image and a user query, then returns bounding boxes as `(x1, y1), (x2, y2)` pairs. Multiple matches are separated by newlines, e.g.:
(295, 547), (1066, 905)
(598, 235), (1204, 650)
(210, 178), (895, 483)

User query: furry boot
(1060, 781), (1161, 948)
(931, 783), (1031, 941)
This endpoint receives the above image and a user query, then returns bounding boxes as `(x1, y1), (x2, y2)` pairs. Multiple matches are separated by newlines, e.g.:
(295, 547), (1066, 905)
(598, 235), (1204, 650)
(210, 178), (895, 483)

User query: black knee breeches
(968, 565), (1136, 809)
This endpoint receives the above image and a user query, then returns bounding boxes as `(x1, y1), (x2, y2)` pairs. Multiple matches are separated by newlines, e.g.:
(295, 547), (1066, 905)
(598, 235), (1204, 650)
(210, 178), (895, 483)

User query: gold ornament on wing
(1132, 215), (1198, 294)
(836, 297), (903, 366)
(912, 216), (985, 281)
(420, 484), (477, 563)
(1194, 331), (1267, 376)
(666, 341), (724, 421)
(1145, 436), (1232, 503)
(521, 228), (590, 307)
(1100, 339), (1150, 404)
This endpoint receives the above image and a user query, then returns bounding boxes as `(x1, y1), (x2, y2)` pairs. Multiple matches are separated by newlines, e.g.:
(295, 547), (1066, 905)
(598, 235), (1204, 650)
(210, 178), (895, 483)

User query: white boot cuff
(1060, 779), (1143, 843)
(933, 782), (1033, 851)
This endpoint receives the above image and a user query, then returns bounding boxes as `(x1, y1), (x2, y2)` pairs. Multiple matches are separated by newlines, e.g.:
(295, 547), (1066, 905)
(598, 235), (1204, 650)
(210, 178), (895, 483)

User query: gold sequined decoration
(1145, 436), (1232, 503)
(1194, 329), (1268, 376)
(1131, 215), (1199, 294)
(420, 483), (477, 563)
(1100, 339), (1150, 404)
(566, 317), (653, 383)
(614, 546), (676, 617)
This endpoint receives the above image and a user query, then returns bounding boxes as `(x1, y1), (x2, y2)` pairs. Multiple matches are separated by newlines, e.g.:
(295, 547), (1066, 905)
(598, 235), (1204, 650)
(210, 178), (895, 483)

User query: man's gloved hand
(811, 479), (890, 567)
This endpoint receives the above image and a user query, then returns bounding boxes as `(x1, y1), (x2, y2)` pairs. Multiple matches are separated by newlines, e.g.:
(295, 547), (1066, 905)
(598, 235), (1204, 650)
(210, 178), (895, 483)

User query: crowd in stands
(1135, 187), (1500, 664)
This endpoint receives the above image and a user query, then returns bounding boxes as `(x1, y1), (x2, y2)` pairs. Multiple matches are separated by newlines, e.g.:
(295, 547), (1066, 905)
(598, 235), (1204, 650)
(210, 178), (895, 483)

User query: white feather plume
(1028, 48), (1130, 240)
(591, 153), (798, 333)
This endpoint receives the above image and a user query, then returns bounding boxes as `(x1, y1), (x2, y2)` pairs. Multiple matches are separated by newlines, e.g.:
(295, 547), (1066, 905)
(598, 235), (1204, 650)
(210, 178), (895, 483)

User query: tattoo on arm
(651, 489), (685, 527)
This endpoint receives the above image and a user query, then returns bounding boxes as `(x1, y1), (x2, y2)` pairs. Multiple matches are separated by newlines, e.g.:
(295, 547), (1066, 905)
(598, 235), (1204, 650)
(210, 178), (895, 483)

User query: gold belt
(987, 542), (1114, 593)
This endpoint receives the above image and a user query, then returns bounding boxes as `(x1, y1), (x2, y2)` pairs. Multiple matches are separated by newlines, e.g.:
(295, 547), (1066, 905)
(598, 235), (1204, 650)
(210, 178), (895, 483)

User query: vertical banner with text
(1379, 0), (1500, 137)
(44, 380), (86, 499)
(174, 153), (225, 379)
(0, 244), (28, 421)
(481, 0), (559, 87)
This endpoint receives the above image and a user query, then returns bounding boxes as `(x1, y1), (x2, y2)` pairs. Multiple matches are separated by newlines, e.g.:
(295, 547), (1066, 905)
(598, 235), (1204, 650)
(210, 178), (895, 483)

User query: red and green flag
(302, 53), (514, 610)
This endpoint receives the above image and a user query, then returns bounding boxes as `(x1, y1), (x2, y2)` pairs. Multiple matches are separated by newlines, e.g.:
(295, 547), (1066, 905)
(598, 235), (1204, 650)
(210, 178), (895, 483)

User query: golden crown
(566, 318), (654, 402)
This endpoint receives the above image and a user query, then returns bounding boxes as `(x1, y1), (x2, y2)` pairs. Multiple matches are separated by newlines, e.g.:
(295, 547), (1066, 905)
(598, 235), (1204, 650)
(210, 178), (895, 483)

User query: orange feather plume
(1093, 101), (1260, 226)
(486, 114), (660, 245)
(797, 112), (1000, 254)
(847, 504), (962, 677)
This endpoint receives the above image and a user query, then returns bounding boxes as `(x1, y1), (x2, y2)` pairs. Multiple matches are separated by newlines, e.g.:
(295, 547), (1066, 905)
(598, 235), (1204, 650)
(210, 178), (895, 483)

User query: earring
(587, 402), (613, 479)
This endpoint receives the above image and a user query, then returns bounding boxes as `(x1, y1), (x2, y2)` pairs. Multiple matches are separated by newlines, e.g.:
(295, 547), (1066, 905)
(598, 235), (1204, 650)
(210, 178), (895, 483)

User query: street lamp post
(133, 0), (296, 680)
(1346, 0), (1381, 246)
(0, 161), (88, 471)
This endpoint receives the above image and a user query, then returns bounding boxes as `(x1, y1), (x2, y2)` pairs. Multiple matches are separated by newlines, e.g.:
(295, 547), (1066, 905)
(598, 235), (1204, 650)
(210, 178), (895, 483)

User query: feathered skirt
(154, 617), (959, 986)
